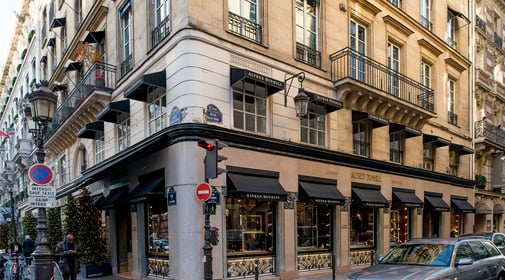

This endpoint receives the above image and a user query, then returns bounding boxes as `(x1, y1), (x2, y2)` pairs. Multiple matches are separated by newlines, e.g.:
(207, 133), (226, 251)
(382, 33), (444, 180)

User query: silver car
(348, 238), (505, 280)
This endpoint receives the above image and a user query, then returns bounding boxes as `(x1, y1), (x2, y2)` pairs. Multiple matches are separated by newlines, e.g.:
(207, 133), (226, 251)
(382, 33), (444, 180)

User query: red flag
(0, 130), (8, 138)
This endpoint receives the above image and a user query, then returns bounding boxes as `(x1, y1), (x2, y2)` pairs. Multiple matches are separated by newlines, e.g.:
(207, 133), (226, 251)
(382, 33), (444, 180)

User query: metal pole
(203, 177), (213, 280)
(332, 254), (336, 280)
(254, 259), (259, 280)
(10, 189), (16, 251)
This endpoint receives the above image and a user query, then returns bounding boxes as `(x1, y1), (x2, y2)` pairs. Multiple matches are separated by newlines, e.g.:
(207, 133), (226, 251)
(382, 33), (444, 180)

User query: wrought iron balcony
(46, 63), (116, 139)
(228, 12), (262, 44)
(151, 17), (170, 49)
(421, 16), (433, 31)
(475, 120), (505, 148)
(495, 32), (503, 49)
(330, 48), (434, 112)
(296, 42), (321, 69)
(476, 15), (486, 33)
(120, 54), (133, 79)
(448, 111), (458, 126)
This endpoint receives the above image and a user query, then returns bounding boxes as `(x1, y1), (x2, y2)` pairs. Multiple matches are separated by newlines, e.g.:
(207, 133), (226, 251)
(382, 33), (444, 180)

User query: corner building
(40, 0), (475, 279)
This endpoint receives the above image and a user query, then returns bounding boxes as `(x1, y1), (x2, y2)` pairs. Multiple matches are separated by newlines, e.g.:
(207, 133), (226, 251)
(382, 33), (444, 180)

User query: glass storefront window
(350, 207), (375, 248)
(148, 204), (169, 257)
(297, 202), (331, 251)
(390, 207), (410, 246)
(450, 209), (461, 237)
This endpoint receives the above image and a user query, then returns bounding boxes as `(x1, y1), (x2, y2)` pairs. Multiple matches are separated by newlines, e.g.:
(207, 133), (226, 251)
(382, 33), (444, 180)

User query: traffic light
(209, 227), (219, 245)
(197, 139), (228, 180)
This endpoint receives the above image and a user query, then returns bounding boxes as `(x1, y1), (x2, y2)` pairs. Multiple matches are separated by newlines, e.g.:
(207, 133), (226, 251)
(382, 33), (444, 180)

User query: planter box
(80, 263), (112, 278)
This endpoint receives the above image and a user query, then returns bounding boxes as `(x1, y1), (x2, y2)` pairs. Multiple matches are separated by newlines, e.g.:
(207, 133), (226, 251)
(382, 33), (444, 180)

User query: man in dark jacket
(55, 234), (82, 280)
(22, 235), (35, 265)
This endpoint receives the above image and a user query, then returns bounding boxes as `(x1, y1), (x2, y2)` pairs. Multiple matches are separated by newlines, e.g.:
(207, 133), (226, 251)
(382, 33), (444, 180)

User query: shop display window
(390, 207), (410, 246)
(296, 202), (331, 251)
(450, 209), (461, 237)
(350, 207), (375, 248)
(148, 205), (169, 257)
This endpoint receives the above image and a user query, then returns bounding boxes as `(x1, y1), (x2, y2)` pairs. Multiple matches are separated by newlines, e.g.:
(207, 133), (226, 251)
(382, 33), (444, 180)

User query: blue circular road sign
(28, 164), (54, 185)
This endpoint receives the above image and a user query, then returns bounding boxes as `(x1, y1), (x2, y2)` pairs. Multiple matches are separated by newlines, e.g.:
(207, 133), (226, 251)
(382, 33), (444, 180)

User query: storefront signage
(208, 187), (220, 205)
(169, 106), (181, 125)
(313, 199), (342, 205)
(311, 94), (343, 109)
(167, 187), (176, 206)
(243, 70), (284, 89)
(246, 193), (282, 200)
(351, 172), (382, 183)
(206, 104), (222, 123)
(230, 54), (271, 76)
(369, 114), (389, 125)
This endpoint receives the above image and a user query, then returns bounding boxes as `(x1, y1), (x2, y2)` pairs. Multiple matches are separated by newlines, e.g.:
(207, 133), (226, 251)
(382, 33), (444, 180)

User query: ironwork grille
(296, 42), (321, 68)
(227, 256), (275, 278)
(228, 12), (262, 44)
(151, 17), (170, 49)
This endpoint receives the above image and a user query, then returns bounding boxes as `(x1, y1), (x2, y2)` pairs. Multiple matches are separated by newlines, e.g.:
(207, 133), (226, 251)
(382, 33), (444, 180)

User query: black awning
(389, 123), (422, 138)
(83, 30), (105, 44)
(424, 194), (450, 212)
(298, 179), (345, 205)
(451, 197), (475, 213)
(495, 204), (505, 214)
(392, 189), (423, 208)
(230, 68), (284, 96)
(97, 100), (130, 123)
(76, 121), (104, 139)
(450, 143), (474, 155)
(65, 62), (82, 73)
(352, 111), (389, 128)
(40, 55), (47, 64)
(47, 38), (56, 48)
(129, 176), (164, 203)
(476, 203), (492, 215)
(227, 169), (288, 201)
(423, 134), (451, 147)
(352, 185), (389, 208)
(124, 70), (166, 102)
(305, 92), (343, 114)
(98, 187), (128, 209)
(52, 84), (67, 92)
(50, 17), (66, 29)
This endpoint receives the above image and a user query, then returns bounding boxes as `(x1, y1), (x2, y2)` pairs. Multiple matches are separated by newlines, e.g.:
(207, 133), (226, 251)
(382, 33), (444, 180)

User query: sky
(0, 1), (19, 72)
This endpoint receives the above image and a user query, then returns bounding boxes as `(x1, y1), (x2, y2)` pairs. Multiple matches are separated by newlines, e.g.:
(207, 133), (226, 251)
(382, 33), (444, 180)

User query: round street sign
(196, 183), (212, 201)
(28, 164), (54, 185)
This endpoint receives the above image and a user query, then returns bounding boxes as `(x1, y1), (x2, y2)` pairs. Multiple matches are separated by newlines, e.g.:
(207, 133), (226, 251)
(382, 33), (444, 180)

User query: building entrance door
(117, 207), (131, 273)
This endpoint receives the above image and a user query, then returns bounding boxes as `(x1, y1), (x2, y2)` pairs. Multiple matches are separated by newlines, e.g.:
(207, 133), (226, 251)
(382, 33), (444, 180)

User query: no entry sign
(196, 183), (212, 201)
(28, 164), (54, 185)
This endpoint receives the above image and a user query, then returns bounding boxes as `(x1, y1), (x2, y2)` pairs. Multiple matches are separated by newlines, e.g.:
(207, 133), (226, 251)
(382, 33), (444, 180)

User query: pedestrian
(9, 240), (21, 255)
(22, 235), (35, 265)
(55, 234), (81, 280)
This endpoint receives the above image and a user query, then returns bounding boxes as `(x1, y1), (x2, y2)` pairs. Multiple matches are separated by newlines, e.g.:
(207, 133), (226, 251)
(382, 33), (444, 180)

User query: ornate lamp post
(28, 81), (57, 280)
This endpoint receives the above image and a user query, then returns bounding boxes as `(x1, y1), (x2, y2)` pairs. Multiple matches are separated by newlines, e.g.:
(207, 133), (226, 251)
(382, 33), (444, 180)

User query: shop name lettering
(245, 71), (283, 88)
(351, 172), (382, 182)
(246, 194), (280, 200)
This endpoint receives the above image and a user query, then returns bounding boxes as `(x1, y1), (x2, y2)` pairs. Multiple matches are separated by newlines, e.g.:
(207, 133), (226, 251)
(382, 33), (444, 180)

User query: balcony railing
(476, 15), (486, 33)
(46, 63), (116, 139)
(228, 12), (262, 44)
(119, 54), (133, 79)
(330, 48), (435, 112)
(448, 111), (458, 126)
(151, 17), (170, 50)
(296, 42), (321, 68)
(421, 16), (432, 31)
(495, 32), (503, 49)
(448, 38), (457, 49)
(475, 120), (505, 148)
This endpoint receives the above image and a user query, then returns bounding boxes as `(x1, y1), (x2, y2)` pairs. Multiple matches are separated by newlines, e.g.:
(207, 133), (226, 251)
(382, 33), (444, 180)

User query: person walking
(55, 234), (82, 280)
(22, 235), (35, 265)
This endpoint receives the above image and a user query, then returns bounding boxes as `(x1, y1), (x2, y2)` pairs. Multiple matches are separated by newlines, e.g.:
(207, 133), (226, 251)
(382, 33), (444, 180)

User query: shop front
(449, 196), (474, 236)
(423, 192), (450, 237)
(390, 188), (423, 246)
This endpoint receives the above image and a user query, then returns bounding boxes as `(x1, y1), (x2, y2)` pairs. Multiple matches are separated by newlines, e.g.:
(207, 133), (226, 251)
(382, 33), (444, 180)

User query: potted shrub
(475, 174), (487, 189)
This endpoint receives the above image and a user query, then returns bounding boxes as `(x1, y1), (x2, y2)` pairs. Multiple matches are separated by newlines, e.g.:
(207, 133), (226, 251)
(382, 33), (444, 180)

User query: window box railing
(119, 54), (133, 79)
(228, 12), (262, 44)
(448, 38), (457, 49)
(423, 157), (434, 171)
(421, 16), (432, 31)
(495, 32), (503, 49)
(330, 48), (435, 112)
(296, 42), (321, 69)
(476, 15), (486, 33)
(353, 139), (370, 157)
(151, 17), (170, 50)
(45, 63), (116, 139)
(448, 111), (458, 126)
(475, 120), (505, 147)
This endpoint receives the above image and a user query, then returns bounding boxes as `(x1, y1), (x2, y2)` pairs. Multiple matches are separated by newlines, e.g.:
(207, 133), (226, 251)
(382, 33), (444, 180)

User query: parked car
(347, 237), (505, 280)
(460, 232), (505, 255)
(153, 238), (169, 252)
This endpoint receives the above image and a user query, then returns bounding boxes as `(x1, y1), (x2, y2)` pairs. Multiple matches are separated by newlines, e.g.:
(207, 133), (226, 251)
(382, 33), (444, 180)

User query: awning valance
(451, 197), (475, 213)
(424, 193), (450, 212)
(392, 189), (423, 208)
(449, 143), (474, 155)
(52, 84), (67, 92)
(423, 134), (451, 147)
(40, 55), (47, 64)
(230, 68), (284, 96)
(495, 204), (505, 214)
(98, 187), (128, 209)
(475, 203), (492, 215)
(83, 31), (105, 44)
(227, 168), (288, 201)
(305, 92), (343, 114)
(97, 100), (130, 123)
(389, 123), (422, 138)
(129, 176), (164, 203)
(352, 111), (389, 128)
(50, 17), (66, 29)
(76, 121), (104, 139)
(124, 70), (166, 102)
(65, 62), (82, 72)
(47, 38), (56, 48)
(298, 177), (345, 205)
(352, 184), (389, 208)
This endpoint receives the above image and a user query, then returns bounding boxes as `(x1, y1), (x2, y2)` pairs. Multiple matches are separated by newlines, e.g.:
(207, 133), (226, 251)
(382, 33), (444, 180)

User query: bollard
(371, 250), (374, 266)
(254, 259), (259, 280)
(332, 254), (336, 280)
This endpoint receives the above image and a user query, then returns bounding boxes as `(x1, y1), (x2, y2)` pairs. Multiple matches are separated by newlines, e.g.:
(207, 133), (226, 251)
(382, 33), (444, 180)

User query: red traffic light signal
(198, 139), (228, 180)
(198, 140), (215, 151)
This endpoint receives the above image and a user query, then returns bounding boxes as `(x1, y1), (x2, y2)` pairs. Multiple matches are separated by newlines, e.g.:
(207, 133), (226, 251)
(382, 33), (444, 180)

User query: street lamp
(28, 81), (57, 280)
(284, 72), (310, 118)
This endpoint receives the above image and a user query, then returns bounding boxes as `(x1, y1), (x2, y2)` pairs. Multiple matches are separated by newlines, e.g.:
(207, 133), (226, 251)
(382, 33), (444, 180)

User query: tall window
(296, 0), (320, 68)
(233, 79), (267, 134)
(51, 45), (57, 74)
(421, 62), (430, 88)
(390, 132), (404, 164)
(58, 155), (67, 185)
(447, 9), (457, 48)
(118, 115), (131, 152)
(297, 202), (331, 250)
(448, 79), (457, 125)
(421, 0), (431, 30)
(120, 1), (133, 77)
(228, 0), (261, 43)
(389, 0), (401, 8)
(423, 143), (434, 171)
(387, 42), (400, 96)
(301, 103), (325, 146)
(350, 20), (366, 82)
(449, 151), (458, 176)
(76, 0), (83, 26)
(353, 121), (370, 157)
(95, 135), (105, 164)
(148, 88), (167, 135)
(152, 0), (170, 48)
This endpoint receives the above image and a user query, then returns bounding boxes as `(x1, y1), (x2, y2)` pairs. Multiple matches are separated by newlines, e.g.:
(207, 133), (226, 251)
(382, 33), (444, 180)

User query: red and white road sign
(28, 164), (54, 185)
(196, 183), (212, 201)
